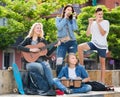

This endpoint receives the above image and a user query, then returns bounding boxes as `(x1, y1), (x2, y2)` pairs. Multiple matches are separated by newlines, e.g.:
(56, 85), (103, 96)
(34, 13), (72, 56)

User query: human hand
(61, 77), (67, 79)
(54, 40), (61, 47)
(96, 17), (103, 23)
(65, 11), (72, 18)
(75, 77), (82, 80)
(30, 48), (40, 52)
(88, 18), (95, 24)
(73, 12), (77, 17)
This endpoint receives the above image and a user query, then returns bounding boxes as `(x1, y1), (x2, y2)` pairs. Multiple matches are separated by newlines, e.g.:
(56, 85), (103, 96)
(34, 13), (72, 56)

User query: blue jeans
(26, 61), (54, 87)
(56, 40), (77, 75)
(53, 78), (92, 93)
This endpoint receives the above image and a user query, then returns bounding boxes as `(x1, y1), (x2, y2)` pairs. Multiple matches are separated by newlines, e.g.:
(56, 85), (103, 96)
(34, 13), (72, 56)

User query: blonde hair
(26, 22), (44, 38)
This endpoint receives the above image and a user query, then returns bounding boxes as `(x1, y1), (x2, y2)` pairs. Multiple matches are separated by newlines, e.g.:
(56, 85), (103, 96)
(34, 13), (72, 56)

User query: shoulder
(56, 16), (62, 19)
(103, 20), (109, 24)
(56, 16), (62, 20)
(62, 65), (68, 70)
(24, 37), (31, 42)
(76, 64), (85, 69)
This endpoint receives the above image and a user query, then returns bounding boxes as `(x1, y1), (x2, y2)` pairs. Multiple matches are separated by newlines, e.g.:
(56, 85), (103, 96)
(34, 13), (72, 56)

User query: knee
(53, 78), (60, 84)
(86, 85), (92, 92)
(78, 44), (84, 51)
(53, 78), (59, 81)
(56, 57), (63, 65)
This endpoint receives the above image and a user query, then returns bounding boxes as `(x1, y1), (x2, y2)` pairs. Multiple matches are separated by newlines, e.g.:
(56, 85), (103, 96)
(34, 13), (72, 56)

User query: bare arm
(86, 18), (94, 36)
(97, 22), (106, 36)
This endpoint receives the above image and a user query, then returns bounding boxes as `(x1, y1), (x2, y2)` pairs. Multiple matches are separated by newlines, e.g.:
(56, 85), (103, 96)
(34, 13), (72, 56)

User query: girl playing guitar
(17, 22), (56, 92)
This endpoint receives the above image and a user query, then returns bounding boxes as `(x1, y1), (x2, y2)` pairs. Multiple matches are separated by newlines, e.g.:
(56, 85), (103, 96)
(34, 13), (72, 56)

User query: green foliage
(0, 0), (120, 59)
(56, 0), (88, 5)
(0, 0), (88, 50)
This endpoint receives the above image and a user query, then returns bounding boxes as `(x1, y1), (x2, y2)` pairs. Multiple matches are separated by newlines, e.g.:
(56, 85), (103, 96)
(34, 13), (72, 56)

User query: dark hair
(95, 7), (103, 13)
(61, 4), (74, 19)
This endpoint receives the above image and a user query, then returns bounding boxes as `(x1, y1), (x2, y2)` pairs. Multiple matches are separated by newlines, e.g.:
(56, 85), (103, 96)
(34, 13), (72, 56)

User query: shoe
(46, 89), (56, 96)
(64, 88), (72, 94)
(56, 89), (64, 95)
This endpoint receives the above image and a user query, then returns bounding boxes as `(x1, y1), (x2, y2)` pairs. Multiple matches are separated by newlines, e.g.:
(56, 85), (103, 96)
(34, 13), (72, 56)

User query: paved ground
(0, 87), (120, 97)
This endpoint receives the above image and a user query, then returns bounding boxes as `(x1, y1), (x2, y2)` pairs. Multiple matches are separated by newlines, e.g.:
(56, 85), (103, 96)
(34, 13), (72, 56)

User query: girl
(18, 22), (55, 92)
(54, 53), (92, 94)
(55, 4), (78, 76)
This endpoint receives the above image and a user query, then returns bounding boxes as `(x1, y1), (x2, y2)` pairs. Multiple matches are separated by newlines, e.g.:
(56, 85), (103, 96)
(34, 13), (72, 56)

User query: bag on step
(86, 81), (107, 91)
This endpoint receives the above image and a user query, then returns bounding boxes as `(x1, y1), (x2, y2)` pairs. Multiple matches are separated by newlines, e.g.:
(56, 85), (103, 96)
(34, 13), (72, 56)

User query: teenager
(18, 22), (56, 95)
(78, 7), (110, 83)
(53, 53), (92, 94)
(55, 4), (78, 76)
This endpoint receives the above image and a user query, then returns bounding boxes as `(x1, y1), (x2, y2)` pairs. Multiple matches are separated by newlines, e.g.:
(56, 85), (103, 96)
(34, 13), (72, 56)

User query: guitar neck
(39, 41), (57, 51)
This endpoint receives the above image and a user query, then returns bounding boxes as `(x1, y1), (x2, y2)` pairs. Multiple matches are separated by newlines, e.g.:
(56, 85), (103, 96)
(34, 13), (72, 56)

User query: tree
(0, 0), (88, 49)
(105, 7), (120, 58)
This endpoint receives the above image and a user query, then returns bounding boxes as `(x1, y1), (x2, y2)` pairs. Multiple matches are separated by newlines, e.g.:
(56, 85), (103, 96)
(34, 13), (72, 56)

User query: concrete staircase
(0, 70), (120, 97)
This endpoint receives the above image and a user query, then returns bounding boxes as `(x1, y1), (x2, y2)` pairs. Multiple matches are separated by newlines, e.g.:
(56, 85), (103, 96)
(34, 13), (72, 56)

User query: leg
(68, 40), (77, 53)
(41, 61), (54, 87)
(99, 57), (106, 83)
(26, 62), (44, 75)
(56, 43), (67, 76)
(53, 78), (67, 91)
(72, 84), (92, 93)
(97, 49), (106, 83)
(78, 43), (90, 65)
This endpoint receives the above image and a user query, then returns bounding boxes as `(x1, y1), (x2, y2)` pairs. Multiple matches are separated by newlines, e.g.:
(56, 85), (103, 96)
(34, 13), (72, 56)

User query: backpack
(86, 81), (107, 91)
(22, 71), (56, 96)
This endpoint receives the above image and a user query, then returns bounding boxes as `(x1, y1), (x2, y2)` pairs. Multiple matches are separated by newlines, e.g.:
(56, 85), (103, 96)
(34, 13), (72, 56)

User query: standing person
(17, 22), (56, 95)
(78, 7), (110, 83)
(55, 4), (78, 76)
(53, 53), (92, 94)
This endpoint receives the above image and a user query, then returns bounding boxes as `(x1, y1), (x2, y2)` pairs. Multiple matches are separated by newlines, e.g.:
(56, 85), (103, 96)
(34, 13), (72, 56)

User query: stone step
(88, 70), (120, 86)
(0, 87), (120, 97)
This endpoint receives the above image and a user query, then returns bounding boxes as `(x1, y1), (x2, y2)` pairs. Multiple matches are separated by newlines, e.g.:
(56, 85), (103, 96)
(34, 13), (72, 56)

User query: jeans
(56, 40), (77, 75)
(26, 62), (44, 75)
(26, 61), (54, 87)
(53, 78), (92, 93)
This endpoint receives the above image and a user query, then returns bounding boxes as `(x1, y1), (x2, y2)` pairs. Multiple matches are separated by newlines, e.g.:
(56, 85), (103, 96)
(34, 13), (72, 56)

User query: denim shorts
(87, 42), (106, 58)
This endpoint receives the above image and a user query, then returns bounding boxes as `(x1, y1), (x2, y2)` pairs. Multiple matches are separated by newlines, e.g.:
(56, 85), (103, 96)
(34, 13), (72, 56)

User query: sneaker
(64, 88), (72, 94)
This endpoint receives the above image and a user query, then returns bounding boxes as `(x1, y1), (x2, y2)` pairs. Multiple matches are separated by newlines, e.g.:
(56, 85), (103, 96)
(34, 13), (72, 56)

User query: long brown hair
(61, 4), (74, 20)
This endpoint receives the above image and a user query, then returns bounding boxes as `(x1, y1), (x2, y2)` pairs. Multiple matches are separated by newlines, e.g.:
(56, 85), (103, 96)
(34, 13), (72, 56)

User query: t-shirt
(68, 67), (77, 79)
(90, 20), (110, 49)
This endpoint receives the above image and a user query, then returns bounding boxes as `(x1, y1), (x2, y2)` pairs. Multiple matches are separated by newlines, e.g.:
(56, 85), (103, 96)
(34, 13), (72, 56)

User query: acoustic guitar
(21, 36), (71, 62)
(21, 42), (57, 62)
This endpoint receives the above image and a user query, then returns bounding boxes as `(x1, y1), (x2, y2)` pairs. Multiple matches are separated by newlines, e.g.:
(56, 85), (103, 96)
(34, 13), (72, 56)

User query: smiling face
(67, 54), (78, 67)
(34, 24), (42, 35)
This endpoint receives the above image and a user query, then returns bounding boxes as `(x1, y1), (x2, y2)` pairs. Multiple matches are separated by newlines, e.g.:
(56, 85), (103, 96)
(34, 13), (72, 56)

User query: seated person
(53, 53), (92, 94)
(17, 22), (56, 93)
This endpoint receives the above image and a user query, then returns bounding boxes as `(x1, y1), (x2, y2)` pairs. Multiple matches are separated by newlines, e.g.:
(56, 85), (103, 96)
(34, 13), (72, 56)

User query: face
(95, 11), (103, 20)
(65, 6), (73, 14)
(68, 54), (78, 66)
(34, 24), (42, 35)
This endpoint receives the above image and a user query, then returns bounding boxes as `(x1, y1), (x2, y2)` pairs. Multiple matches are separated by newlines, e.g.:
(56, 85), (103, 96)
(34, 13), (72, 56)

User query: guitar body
(22, 43), (47, 62)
